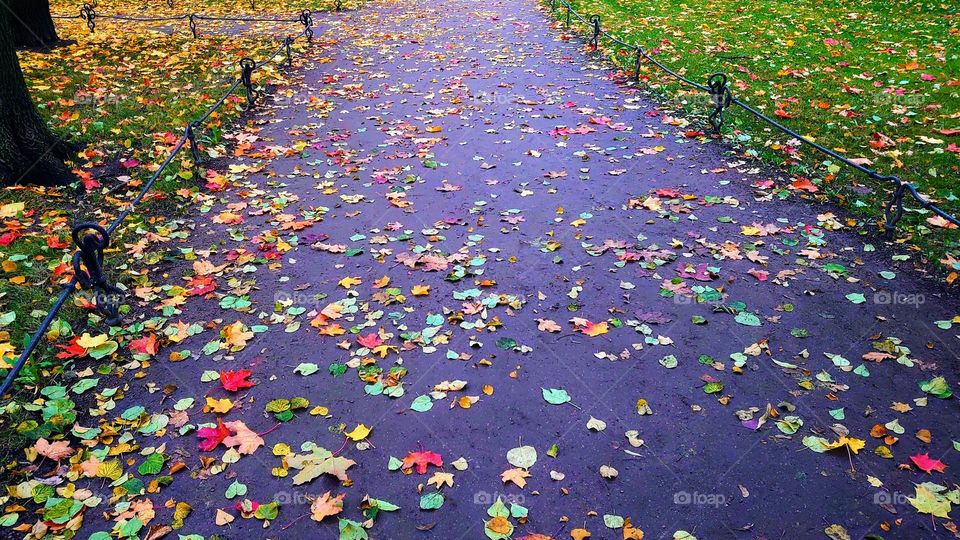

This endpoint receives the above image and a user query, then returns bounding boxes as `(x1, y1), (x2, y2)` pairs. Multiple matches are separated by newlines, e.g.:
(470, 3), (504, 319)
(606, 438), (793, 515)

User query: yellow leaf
(571, 529), (592, 540)
(77, 333), (108, 349)
(0, 202), (24, 218)
(205, 397), (233, 414)
(427, 471), (455, 489)
(345, 423), (371, 441)
(338, 276), (363, 288)
(487, 516), (512, 534)
(501, 467), (531, 488)
(411, 284), (431, 296)
(215, 508), (234, 526)
(96, 459), (123, 480)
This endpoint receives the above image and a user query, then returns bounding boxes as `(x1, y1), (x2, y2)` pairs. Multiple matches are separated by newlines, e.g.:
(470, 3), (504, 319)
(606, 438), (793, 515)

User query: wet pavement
(74, 0), (960, 538)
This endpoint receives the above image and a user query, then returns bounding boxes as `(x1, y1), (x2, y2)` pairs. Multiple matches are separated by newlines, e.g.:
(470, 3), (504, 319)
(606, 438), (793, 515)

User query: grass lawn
(548, 0), (960, 276)
(0, 0), (338, 421)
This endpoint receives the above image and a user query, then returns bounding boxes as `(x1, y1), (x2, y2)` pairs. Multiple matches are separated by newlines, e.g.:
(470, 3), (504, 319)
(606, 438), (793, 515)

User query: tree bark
(0, 7), (75, 186)
(9, 0), (60, 49)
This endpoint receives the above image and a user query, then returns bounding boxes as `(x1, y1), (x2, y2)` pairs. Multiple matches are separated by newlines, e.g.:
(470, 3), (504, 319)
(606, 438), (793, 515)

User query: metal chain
(1, 0), (350, 400)
(79, 3), (96, 32)
(706, 73), (732, 133)
(299, 9), (314, 42)
(548, 0), (959, 235)
(71, 224), (123, 325)
(239, 57), (260, 109)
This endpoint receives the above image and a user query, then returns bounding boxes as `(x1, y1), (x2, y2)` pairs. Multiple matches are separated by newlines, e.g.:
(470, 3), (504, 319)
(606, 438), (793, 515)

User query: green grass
(0, 3), (328, 394)
(549, 0), (960, 274)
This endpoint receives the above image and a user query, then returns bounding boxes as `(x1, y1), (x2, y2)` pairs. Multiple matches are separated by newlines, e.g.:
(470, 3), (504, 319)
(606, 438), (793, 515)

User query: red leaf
(56, 338), (87, 359)
(790, 178), (818, 193)
(128, 334), (159, 356)
(357, 332), (383, 349)
(220, 369), (255, 392)
(910, 453), (947, 474)
(197, 418), (231, 451)
(46, 236), (70, 249)
(401, 450), (443, 474)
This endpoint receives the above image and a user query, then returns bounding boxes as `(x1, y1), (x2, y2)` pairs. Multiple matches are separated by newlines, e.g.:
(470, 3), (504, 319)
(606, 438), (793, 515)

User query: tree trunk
(9, 0), (60, 49)
(0, 8), (75, 186)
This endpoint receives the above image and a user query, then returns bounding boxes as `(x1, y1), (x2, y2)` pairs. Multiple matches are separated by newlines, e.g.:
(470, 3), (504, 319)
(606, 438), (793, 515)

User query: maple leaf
(223, 421), (264, 455)
(908, 485), (952, 518)
(536, 318), (562, 332)
(197, 418), (231, 452)
(289, 449), (357, 485)
(402, 450), (443, 474)
(338, 276), (363, 288)
(34, 438), (74, 461)
(356, 333), (383, 349)
(411, 284), (431, 296)
(310, 491), (344, 523)
(221, 321), (254, 351)
(220, 369), (255, 392)
(501, 467), (531, 488)
(910, 453), (947, 474)
(128, 334), (159, 356)
(427, 471), (455, 489)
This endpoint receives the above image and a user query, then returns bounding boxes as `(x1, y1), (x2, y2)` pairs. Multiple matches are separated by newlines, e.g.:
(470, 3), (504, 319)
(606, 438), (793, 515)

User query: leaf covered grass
(0, 2), (328, 396)
(547, 0), (960, 276)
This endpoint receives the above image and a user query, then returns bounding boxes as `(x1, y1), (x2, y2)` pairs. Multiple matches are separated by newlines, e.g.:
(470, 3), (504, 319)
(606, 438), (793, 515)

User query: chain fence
(0, 3), (344, 398)
(549, 0), (959, 235)
(52, 0), (347, 37)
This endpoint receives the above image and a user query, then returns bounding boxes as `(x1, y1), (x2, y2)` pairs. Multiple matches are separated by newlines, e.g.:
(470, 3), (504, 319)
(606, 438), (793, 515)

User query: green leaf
(703, 381), (723, 394)
(137, 453), (165, 476)
(70, 378), (98, 394)
(541, 388), (571, 405)
(487, 497), (509, 518)
(506, 445), (537, 469)
(920, 376), (952, 399)
(339, 518), (369, 540)
(603, 514), (624, 528)
(776, 415), (803, 435)
(254, 501), (279, 520)
(294, 363), (320, 376)
(845, 292), (866, 304)
(410, 395), (433, 412)
(419, 491), (444, 510)
(734, 311), (761, 326)
(225, 480), (247, 499)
